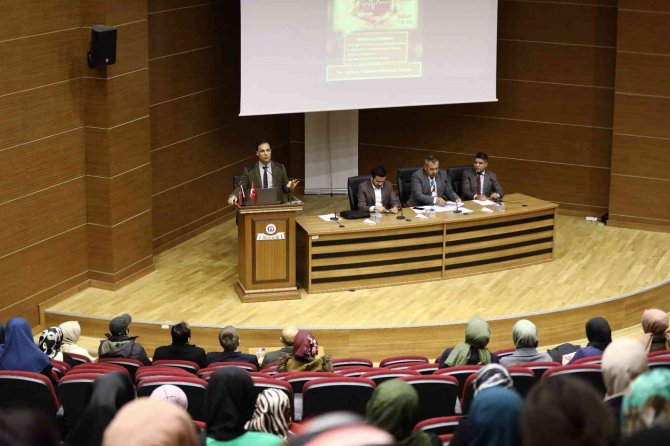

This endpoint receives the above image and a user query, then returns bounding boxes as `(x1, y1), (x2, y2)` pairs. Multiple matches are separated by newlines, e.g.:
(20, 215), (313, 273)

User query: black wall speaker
(88, 25), (117, 68)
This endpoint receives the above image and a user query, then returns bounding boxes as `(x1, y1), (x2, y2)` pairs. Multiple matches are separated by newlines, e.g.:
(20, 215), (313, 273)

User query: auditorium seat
(434, 365), (482, 398)
(51, 359), (71, 380)
(67, 353), (92, 365)
(59, 372), (100, 431)
(67, 363), (131, 378)
(334, 366), (380, 377)
(493, 347), (515, 359)
(396, 167), (421, 206)
(405, 363), (439, 375)
(136, 366), (193, 383)
(278, 372), (337, 421)
(446, 165), (470, 198)
(507, 366), (536, 397)
(571, 356), (602, 365)
(331, 357), (374, 369)
(346, 175), (370, 211)
(360, 369), (420, 385)
(400, 375), (459, 421)
(648, 350), (670, 358)
(151, 359), (200, 374)
(0, 371), (60, 418)
(648, 356), (670, 370)
(439, 434), (453, 446)
(208, 361), (258, 372)
(136, 376), (208, 421)
(522, 361), (561, 381)
(542, 363), (606, 397)
(250, 377), (294, 418)
(380, 355), (429, 368)
(414, 416), (463, 436)
(98, 357), (144, 381)
(302, 377), (376, 418)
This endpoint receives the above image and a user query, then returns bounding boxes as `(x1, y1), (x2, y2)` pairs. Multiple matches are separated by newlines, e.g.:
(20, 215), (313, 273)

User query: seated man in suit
(461, 152), (504, 201)
(227, 141), (299, 205)
(261, 325), (298, 368)
(205, 325), (260, 369)
(408, 154), (463, 207)
(357, 166), (400, 214)
(152, 321), (207, 369)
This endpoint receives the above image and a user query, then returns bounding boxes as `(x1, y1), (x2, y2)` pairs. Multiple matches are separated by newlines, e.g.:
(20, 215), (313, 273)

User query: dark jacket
(98, 334), (150, 365)
(261, 346), (293, 368)
(153, 343), (207, 369)
(205, 350), (259, 369)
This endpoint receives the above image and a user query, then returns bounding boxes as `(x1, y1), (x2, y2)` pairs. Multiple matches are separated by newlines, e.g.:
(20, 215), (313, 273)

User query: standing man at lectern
(357, 166), (400, 214)
(461, 152), (504, 201)
(408, 154), (463, 207)
(227, 141), (299, 205)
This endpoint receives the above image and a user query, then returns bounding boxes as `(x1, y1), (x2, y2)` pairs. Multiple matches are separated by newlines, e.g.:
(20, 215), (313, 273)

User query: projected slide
(327, 0), (422, 81)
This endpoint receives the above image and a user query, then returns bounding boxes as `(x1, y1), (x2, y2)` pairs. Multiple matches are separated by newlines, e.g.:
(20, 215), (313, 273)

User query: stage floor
(47, 196), (670, 329)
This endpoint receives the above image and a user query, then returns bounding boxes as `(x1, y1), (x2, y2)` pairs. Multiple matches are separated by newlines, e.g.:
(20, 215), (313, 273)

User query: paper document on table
(480, 207), (494, 213)
(415, 213), (428, 219)
(319, 213), (341, 222)
(457, 207), (474, 214)
(472, 199), (495, 206)
(363, 218), (376, 225)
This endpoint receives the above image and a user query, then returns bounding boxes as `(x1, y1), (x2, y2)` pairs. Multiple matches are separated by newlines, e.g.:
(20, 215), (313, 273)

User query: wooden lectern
(234, 203), (303, 302)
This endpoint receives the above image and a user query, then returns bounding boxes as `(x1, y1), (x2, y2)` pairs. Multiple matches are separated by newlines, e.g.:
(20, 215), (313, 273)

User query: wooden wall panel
(89, 211), (153, 274)
(617, 10), (670, 54)
(611, 135), (670, 179)
(84, 70), (150, 128)
(610, 176), (670, 223)
(87, 165), (152, 226)
(0, 1), (80, 41)
(0, 129), (85, 204)
(86, 117), (151, 177)
(82, 0), (147, 27)
(613, 95), (670, 140)
(615, 52), (670, 97)
(619, 0), (670, 11)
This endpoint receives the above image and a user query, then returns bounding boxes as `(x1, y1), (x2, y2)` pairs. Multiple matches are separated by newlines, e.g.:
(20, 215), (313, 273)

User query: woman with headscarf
(638, 309), (670, 353)
(204, 367), (283, 445)
(601, 338), (648, 422)
(65, 371), (136, 446)
(102, 398), (197, 446)
(567, 317), (612, 364)
(441, 316), (497, 368)
(0, 318), (51, 379)
(247, 388), (292, 439)
(621, 369), (670, 438)
(466, 387), (523, 446)
(60, 320), (96, 361)
(38, 327), (65, 361)
(500, 319), (553, 367)
(366, 379), (440, 446)
(277, 330), (332, 373)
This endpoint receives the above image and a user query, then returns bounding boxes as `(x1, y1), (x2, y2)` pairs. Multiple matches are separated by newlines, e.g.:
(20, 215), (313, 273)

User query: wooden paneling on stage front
(44, 196), (670, 361)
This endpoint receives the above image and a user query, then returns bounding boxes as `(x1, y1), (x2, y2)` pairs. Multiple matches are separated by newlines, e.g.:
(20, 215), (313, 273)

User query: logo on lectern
(265, 224), (277, 235)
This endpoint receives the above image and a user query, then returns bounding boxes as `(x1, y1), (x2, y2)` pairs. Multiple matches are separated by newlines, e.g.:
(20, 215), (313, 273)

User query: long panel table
(296, 193), (557, 293)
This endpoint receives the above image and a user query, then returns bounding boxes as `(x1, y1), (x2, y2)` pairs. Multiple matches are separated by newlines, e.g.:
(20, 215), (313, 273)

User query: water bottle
(374, 210), (382, 222)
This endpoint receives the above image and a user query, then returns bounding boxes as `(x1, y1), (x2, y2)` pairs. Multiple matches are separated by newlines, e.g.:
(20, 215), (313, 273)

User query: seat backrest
(522, 361), (561, 381)
(347, 175), (370, 211)
(360, 370), (420, 385)
(283, 372), (338, 394)
(507, 366), (536, 397)
(648, 356), (670, 370)
(414, 416), (463, 436)
(396, 167), (421, 206)
(151, 359), (200, 374)
(439, 433), (453, 446)
(51, 359), (71, 379)
(251, 377), (294, 419)
(434, 365), (482, 397)
(0, 371), (60, 417)
(460, 373), (478, 414)
(331, 358), (373, 369)
(571, 356), (602, 365)
(542, 363), (606, 397)
(446, 165), (470, 198)
(136, 367), (193, 383)
(493, 347), (516, 359)
(401, 375), (459, 422)
(648, 349), (670, 358)
(136, 376), (208, 421)
(208, 361), (258, 372)
(335, 366), (381, 377)
(405, 363), (439, 375)
(97, 357), (144, 380)
(68, 353), (92, 365)
(58, 373), (99, 431)
(380, 356), (429, 368)
(302, 377), (376, 419)
(68, 363), (131, 378)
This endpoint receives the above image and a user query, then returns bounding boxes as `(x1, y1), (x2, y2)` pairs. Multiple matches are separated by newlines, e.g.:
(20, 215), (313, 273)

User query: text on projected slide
(327, 0), (422, 81)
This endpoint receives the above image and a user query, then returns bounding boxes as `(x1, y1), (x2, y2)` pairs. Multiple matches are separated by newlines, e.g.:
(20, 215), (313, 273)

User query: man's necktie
(430, 178), (436, 194)
(476, 173), (482, 196)
(263, 166), (268, 189)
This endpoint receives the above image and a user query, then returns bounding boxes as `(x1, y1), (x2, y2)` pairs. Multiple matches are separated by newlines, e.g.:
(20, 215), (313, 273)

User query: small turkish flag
(238, 184), (245, 205)
(249, 182), (257, 204)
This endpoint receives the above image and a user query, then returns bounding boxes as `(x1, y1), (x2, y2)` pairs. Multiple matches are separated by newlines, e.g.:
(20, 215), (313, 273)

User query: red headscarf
(292, 330), (319, 361)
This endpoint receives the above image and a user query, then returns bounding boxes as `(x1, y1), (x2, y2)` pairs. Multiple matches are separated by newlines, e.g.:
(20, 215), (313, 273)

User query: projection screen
(240, 0), (498, 116)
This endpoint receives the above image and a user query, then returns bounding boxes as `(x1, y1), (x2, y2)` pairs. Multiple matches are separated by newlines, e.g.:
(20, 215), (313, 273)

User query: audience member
(601, 338), (648, 421)
(60, 320), (95, 361)
(204, 368), (283, 446)
(150, 384), (189, 411)
(277, 330), (332, 373)
(500, 319), (552, 367)
(102, 398), (197, 446)
(206, 326), (260, 368)
(621, 369), (670, 438)
(521, 376), (617, 446)
(289, 412), (394, 446)
(0, 409), (60, 446)
(38, 326), (76, 367)
(639, 308), (670, 353)
(473, 363), (513, 397)
(247, 388), (292, 439)
(366, 379), (440, 446)
(98, 313), (150, 365)
(620, 427), (670, 446)
(153, 322), (206, 368)
(465, 387), (522, 446)
(0, 318), (52, 381)
(567, 317), (612, 364)
(66, 371), (136, 446)
(262, 326), (298, 368)
(441, 316), (497, 367)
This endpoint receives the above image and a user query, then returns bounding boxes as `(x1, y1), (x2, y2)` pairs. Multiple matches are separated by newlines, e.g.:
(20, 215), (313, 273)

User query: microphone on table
(396, 205), (406, 220)
(453, 200), (462, 214)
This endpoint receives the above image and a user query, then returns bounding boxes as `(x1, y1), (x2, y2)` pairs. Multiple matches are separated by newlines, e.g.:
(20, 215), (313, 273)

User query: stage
(44, 195), (670, 360)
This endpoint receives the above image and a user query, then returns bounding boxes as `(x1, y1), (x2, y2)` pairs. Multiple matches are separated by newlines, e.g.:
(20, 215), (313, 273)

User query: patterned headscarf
(38, 327), (64, 359)
(639, 309), (670, 352)
(293, 330), (319, 361)
(247, 388), (291, 439)
(474, 363), (514, 398)
(621, 369), (670, 437)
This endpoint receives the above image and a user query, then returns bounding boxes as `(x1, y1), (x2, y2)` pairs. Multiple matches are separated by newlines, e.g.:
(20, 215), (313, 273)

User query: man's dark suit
(357, 179), (400, 211)
(233, 161), (290, 203)
(205, 350), (260, 369)
(408, 169), (459, 206)
(152, 343), (207, 368)
(461, 169), (504, 200)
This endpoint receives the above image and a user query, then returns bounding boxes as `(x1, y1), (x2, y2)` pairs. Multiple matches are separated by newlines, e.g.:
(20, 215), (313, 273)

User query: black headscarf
(586, 317), (612, 351)
(205, 367), (256, 441)
(65, 372), (135, 446)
